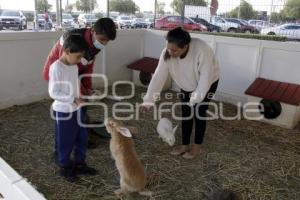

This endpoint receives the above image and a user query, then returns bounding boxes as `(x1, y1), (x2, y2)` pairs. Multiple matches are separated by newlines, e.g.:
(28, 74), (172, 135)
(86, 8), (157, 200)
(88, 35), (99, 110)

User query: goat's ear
(117, 127), (132, 138)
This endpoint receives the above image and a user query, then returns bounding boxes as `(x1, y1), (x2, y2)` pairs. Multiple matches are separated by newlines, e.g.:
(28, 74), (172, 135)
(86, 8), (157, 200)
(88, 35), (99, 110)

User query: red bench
(127, 57), (172, 91)
(245, 77), (300, 106)
(245, 77), (300, 129)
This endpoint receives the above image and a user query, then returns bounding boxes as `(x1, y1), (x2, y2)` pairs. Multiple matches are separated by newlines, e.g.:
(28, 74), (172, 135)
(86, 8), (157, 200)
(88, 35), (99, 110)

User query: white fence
(0, 29), (299, 108)
(143, 30), (300, 105)
(0, 28), (300, 200)
(0, 158), (46, 200)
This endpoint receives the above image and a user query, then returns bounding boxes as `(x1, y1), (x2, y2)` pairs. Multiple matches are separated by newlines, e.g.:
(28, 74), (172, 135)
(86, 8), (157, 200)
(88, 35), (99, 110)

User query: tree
(270, 12), (286, 23)
(37, 0), (52, 13)
(281, 0), (300, 21)
(135, 13), (144, 18)
(156, 1), (166, 15)
(110, 0), (139, 14)
(227, 0), (256, 20)
(171, 0), (207, 15)
(65, 4), (74, 13)
(95, 12), (104, 19)
(75, 0), (98, 13)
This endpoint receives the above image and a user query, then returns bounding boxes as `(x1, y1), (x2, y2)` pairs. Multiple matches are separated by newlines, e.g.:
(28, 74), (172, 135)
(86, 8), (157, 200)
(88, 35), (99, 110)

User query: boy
(48, 34), (97, 182)
(43, 18), (117, 151)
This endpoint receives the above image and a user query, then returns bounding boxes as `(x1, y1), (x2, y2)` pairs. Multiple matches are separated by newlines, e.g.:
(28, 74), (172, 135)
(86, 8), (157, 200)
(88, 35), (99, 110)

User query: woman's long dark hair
(164, 27), (191, 61)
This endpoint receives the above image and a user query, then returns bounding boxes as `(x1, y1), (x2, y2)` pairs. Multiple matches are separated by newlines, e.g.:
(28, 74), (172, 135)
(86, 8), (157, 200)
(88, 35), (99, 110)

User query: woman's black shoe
(75, 163), (98, 176)
(59, 166), (78, 182)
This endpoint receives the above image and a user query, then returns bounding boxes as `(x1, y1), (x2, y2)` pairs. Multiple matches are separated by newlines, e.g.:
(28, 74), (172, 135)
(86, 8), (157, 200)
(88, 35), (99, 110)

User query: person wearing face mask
(140, 27), (220, 159)
(43, 18), (117, 163)
(43, 18), (116, 95)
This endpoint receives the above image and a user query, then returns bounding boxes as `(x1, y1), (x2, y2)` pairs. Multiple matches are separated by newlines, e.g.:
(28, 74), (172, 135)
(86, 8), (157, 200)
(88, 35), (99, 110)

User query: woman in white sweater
(141, 27), (220, 159)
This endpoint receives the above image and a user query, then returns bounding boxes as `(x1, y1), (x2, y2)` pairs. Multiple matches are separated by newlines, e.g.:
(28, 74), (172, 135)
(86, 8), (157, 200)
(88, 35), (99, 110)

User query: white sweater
(143, 38), (220, 106)
(48, 60), (80, 113)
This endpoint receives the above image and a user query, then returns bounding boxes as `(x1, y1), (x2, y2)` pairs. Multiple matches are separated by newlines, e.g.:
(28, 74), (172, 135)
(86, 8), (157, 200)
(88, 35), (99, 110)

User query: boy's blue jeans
(54, 108), (88, 167)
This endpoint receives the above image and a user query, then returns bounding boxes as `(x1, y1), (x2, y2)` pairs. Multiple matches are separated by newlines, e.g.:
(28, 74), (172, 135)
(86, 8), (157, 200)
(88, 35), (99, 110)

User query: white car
(144, 18), (154, 28)
(78, 14), (98, 28)
(0, 10), (27, 30)
(211, 16), (240, 32)
(116, 16), (132, 29)
(131, 18), (148, 29)
(261, 24), (300, 40)
(248, 20), (271, 32)
(62, 13), (76, 29)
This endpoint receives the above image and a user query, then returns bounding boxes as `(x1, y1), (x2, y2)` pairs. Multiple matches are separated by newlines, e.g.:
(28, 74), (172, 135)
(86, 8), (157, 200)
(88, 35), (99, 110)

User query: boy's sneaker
(75, 163), (98, 176)
(59, 166), (78, 182)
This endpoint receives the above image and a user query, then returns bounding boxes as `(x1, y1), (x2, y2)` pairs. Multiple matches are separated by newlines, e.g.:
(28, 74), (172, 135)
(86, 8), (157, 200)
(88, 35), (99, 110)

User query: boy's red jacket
(43, 28), (100, 95)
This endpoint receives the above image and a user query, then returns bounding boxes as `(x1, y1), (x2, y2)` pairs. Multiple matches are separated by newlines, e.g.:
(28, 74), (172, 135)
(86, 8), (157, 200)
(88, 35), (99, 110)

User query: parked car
(260, 24), (300, 40)
(78, 13), (97, 28)
(211, 16), (240, 32)
(155, 16), (205, 32)
(144, 18), (154, 29)
(36, 14), (53, 29)
(248, 20), (271, 32)
(0, 10), (27, 30)
(191, 17), (221, 32)
(226, 18), (259, 33)
(131, 18), (148, 29)
(116, 16), (132, 29)
(62, 13), (76, 29)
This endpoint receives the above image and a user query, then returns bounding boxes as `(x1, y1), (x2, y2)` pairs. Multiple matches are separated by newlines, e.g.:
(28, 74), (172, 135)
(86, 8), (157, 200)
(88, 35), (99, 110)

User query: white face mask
(93, 34), (105, 50)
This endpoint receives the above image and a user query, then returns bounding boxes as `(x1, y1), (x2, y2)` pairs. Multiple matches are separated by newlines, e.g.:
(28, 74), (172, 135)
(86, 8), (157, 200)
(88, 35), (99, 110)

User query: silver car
(62, 13), (76, 29)
(116, 16), (132, 29)
(261, 24), (300, 40)
(78, 14), (98, 28)
(0, 10), (27, 30)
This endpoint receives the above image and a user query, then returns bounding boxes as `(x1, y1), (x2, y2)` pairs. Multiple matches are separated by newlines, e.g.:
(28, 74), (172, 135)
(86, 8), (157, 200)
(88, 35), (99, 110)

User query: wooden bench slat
(262, 81), (281, 99)
(245, 78), (265, 95)
(290, 87), (300, 106)
(255, 79), (272, 97)
(270, 82), (289, 101)
(281, 84), (299, 105)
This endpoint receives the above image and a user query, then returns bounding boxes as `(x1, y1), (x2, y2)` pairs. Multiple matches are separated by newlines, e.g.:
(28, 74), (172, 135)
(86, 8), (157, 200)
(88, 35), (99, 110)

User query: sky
(0, 0), (288, 14)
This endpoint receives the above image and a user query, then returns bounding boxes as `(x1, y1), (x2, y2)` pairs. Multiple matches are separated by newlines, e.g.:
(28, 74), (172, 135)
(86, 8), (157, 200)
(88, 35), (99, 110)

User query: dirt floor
(0, 86), (299, 200)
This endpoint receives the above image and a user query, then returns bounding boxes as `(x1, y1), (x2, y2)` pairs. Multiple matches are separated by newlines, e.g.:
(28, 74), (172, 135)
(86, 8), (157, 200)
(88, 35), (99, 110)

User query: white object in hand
(88, 90), (102, 102)
(156, 118), (178, 146)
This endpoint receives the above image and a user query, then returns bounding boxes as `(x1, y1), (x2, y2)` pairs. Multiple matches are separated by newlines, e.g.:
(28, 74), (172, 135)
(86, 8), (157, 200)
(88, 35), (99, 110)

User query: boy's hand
(86, 89), (94, 96)
(139, 105), (150, 113)
(139, 102), (155, 113)
(75, 98), (85, 106)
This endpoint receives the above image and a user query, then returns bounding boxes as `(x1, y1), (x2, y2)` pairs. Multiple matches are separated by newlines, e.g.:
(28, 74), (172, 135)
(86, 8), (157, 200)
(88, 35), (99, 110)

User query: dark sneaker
(75, 163), (98, 176)
(59, 166), (78, 182)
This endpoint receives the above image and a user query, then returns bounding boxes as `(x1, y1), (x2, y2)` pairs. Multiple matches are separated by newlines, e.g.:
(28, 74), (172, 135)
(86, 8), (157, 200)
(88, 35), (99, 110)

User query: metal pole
(181, 0), (185, 28)
(238, 0), (241, 19)
(56, 0), (59, 27)
(90, 0), (92, 13)
(107, 0), (110, 17)
(154, 0), (157, 29)
(60, 0), (62, 24)
(56, 0), (62, 28)
(34, 0), (39, 30)
(269, 0), (274, 23)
